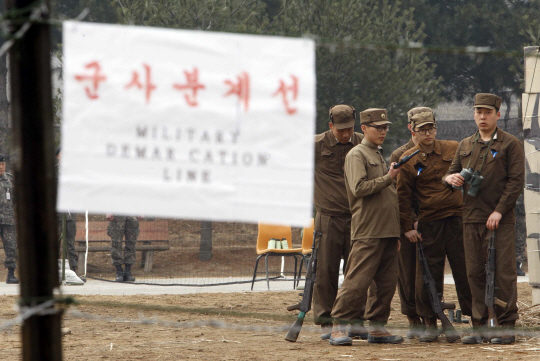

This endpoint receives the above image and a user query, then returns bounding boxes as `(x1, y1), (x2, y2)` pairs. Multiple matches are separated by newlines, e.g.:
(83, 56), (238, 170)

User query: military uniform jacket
(444, 127), (525, 224)
(344, 138), (400, 239)
(397, 140), (463, 232)
(314, 130), (364, 215)
(0, 172), (15, 225)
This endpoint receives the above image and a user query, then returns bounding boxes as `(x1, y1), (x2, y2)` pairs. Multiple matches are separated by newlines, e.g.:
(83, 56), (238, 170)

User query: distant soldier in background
(0, 154), (18, 284)
(55, 147), (80, 276)
(390, 107), (421, 338)
(107, 214), (142, 282)
(515, 193), (526, 276)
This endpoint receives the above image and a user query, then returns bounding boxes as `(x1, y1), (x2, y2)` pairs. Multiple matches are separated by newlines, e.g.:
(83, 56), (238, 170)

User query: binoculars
(452, 168), (483, 197)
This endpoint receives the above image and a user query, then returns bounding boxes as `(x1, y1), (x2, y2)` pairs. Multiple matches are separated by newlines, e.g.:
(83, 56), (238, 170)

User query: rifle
(389, 149), (421, 170)
(285, 231), (321, 342)
(417, 241), (461, 343)
(485, 230), (508, 328)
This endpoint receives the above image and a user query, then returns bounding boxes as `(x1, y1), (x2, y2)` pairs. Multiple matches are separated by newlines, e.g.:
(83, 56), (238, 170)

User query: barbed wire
(4, 303), (540, 341)
(0, 2), (536, 61)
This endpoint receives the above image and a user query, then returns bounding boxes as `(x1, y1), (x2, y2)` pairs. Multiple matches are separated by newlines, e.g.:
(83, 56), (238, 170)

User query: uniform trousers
(108, 216), (140, 266)
(57, 218), (78, 269)
(463, 223), (518, 324)
(415, 216), (472, 319)
(312, 213), (352, 326)
(398, 232), (418, 317)
(0, 224), (17, 269)
(331, 237), (398, 325)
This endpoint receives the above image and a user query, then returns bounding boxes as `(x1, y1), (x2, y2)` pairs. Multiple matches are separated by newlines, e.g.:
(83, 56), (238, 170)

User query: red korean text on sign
(125, 64), (157, 104)
(273, 75), (299, 115)
(173, 68), (205, 107)
(224, 72), (250, 112)
(74, 61), (107, 100)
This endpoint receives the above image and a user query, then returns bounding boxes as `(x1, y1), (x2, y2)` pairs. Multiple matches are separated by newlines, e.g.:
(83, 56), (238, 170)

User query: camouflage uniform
(55, 164), (78, 269)
(0, 172), (17, 269)
(515, 193), (527, 264)
(108, 216), (140, 266)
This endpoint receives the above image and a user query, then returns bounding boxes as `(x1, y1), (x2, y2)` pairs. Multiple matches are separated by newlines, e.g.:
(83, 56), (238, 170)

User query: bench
(74, 220), (170, 272)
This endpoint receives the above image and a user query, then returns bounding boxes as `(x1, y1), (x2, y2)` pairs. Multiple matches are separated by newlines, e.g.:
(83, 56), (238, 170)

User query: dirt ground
(1, 283), (540, 360)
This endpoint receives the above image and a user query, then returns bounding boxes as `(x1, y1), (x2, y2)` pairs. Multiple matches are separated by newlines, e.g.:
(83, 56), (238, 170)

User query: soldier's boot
(491, 322), (516, 344)
(115, 265), (124, 282)
(406, 315), (425, 339)
(123, 264), (135, 282)
(348, 322), (368, 340)
(329, 324), (353, 346)
(462, 321), (488, 345)
(367, 323), (404, 344)
(320, 324), (332, 340)
(517, 262), (525, 276)
(6, 268), (19, 284)
(419, 317), (439, 342)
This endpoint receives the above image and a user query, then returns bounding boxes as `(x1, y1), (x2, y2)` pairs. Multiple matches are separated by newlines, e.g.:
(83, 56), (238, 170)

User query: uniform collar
(361, 138), (379, 150)
(406, 138), (416, 149)
(417, 139), (441, 157)
(327, 129), (352, 146)
(478, 127), (503, 143)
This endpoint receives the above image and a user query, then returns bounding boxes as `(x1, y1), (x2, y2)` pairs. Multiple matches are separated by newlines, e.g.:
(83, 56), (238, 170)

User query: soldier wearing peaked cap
(329, 108), (403, 346)
(313, 104), (369, 340)
(0, 154), (18, 284)
(390, 107), (422, 337)
(397, 107), (472, 342)
(444, 93), (525, 344)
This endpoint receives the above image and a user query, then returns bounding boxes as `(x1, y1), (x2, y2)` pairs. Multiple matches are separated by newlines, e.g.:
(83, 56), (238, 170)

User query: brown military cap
(329, 104), (356, 129)
(473, 93), (502, 111)
(360, 108), (391, 125)
(408, 107), (435, 128)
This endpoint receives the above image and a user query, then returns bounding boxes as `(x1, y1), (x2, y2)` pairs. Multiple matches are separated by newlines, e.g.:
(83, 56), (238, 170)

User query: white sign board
(59, 21), (315, 226)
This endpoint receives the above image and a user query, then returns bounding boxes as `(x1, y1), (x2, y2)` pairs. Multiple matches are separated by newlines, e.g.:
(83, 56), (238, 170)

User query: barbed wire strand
(3, 301), (540, 340)
(0, 1), (536, 60)
(0, 2), (47, 59)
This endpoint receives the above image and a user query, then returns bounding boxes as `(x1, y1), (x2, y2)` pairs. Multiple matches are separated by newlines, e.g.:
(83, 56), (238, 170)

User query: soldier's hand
(446, 173), (465, 187)
(106, 214), (114, 221)
(405, 229), (422, 243)
(388, 163), (401, 180)
(486, 211), (502, 230)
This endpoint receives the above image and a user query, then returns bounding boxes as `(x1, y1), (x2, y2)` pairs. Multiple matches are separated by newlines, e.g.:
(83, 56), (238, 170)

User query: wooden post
(6, 0), (62, 360)
(199, 221), (213, 261)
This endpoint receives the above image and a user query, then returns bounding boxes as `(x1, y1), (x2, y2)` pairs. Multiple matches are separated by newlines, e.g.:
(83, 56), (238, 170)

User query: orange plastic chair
(296, 218), (315, 286)
(251, 222), (303, 290)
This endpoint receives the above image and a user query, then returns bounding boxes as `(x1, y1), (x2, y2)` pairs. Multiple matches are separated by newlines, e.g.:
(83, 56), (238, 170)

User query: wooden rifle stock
(285, 231), (321, 342)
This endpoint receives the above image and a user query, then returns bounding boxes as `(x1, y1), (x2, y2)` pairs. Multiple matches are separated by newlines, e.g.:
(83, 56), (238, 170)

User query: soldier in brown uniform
(329, 108), (403, 346)
(390, 108), (421, 337)
(444, 93), (525, 345)
(313, 104), (366, 340)
(397, 108), (472, 342)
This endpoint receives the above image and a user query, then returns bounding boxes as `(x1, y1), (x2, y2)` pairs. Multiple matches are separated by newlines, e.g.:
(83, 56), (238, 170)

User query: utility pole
(6, 1), (62, 360)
